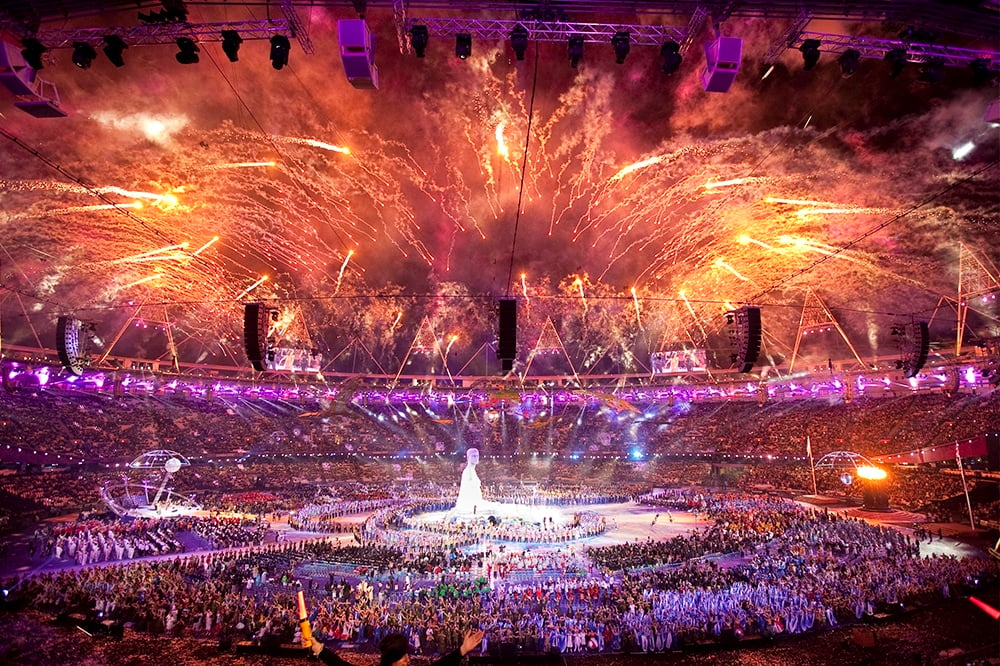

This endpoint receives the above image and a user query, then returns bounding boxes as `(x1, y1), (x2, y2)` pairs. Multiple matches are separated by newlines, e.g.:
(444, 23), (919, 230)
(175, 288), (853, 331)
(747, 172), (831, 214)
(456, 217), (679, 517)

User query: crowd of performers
(28, 515), (270, 566)
(4, 489), (994, 659)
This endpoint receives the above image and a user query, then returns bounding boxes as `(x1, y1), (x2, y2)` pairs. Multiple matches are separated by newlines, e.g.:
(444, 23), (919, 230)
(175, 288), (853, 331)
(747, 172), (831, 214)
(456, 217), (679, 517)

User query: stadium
(0, 1), (998, 664)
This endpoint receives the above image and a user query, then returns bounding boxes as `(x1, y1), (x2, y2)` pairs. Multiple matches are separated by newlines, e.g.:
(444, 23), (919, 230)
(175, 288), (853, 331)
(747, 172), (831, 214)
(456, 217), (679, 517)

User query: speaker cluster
(497, 298), (517, 372)
(727, 305), (762, 373)
(243, 303), (271, 372)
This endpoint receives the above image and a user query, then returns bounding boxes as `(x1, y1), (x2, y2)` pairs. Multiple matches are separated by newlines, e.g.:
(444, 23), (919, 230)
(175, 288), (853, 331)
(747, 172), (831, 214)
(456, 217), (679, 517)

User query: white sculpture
(454, 447), (483, 514)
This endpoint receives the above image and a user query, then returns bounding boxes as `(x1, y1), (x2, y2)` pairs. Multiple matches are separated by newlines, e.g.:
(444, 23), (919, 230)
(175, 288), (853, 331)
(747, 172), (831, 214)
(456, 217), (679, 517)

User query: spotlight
(175, 37), (199, 65)
(918, 56), (945, 83)
(410, 25), (429, 58)
(511, 24), (529, 61)
(838, 48), (861, 77)
(799, 39), (821, 70)
(611, 31), (630, 64)
(885, 48), (908, 78)
(660, 40), (682, 75)
(102, 35), (127, 67)
(72, 42), (97, 69)
(221, 30), (242, 62)
(568, 35), (584, 68)
(270, 35), (290, 70)
(455, 33), (472, 60)
(20, 38), (46, 70)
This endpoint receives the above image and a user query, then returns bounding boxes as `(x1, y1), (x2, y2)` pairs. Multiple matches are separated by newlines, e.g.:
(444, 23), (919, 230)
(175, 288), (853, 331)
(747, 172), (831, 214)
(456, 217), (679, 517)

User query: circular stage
(407, 502), (607, 544)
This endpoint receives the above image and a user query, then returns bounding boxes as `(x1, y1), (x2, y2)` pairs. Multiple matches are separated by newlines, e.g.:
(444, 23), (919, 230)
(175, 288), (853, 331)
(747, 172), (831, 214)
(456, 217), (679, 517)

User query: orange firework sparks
(205, 161), (278, 169)
(235, 275), (268, 300)
(0, 32), (988, 374)
(121, 274), (163, 289)
(795, 206), (894, 218)
(764, 197), (838, 206)
(714, 258), (750, 282)
(191, 236), (219, 257)
(572, 276), (587, 311)
(610, 155), (666, 182)
(335, 249), (355, 293)
(495, 122), (510, 160)
(111, 243), (190, 264)
(284, 137), (351, 154)
(42, 202), (143, 215)
(631, 286), (641, 328)
(703, 177), (769, 189)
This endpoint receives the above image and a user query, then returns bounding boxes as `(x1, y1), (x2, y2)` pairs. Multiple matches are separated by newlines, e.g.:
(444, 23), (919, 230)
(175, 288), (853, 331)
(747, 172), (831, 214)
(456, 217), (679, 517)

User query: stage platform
(795, 494), (845, 507)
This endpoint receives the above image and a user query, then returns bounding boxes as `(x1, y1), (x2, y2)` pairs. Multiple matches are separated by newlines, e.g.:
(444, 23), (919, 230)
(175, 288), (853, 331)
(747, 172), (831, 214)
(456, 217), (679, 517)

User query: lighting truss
(33, 19), (295, 50)
(789, 32), (1000, 70)
(761, 10), (812, 64)
(279, 0), (315, 54)
(403, 18), (688, 48)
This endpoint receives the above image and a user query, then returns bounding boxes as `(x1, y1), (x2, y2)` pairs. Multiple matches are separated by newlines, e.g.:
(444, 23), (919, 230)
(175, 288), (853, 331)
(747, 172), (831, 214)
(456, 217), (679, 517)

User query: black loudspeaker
(56, 315), (74, 372)
(732, 306), (761, 373)
(906, 321), (929, 378)
(986, 432), (1000, 471)
(243, 303), (269, 371)
(497, 298), (517, 371)
(56, 316), (87, 376)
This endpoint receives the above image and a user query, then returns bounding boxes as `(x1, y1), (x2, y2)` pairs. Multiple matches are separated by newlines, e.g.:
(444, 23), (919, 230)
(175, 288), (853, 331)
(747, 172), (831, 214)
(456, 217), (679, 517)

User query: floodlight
(568, 35), (584, 68)
(102, 35), (127, 67)
(799, 39), (820, 70)
(838, 49), (861, 77)
(270, 35), (290, 70)
(511, 24), (529, 61)
(221, 30), (242, 62)
(885, 48), (908, 78)
(970, 58), (994, 86)
(20, 38), (46, 70)
(410, 25), (429, 58)
(176, 37), (199, 64)
(611, 31), (630, 64)
(455, 33), (472, 60)
(72, 42), (97, 69)
(660, 40), (682, 75)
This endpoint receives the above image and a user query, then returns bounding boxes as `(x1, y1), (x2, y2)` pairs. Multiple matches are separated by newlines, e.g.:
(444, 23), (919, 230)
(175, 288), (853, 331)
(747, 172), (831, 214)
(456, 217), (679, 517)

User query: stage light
(72, 42), (97, 69)
(175, 37), (199, 64)
(918, 56), (945, 83)
(455, 33), (472, 59)
(838, 49), (861, 77)
(799, 39), (821, 70)
(270, 35), (290, 70)
(221, 30), (242, 62)
(611, 31), (630, 64)
(102, 35), (127, 67)
(568, 35), (584, 68)
(410, 25), (429, 58)
(660, 40), (682, 75)
(20, 38), (46, 70)
(511, 24), (529, 61)
(885, 48), (908, 78)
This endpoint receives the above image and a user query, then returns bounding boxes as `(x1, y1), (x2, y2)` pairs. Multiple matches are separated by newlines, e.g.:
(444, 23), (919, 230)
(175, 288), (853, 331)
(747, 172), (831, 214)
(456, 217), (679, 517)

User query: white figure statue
(454, 447), (483, 514)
